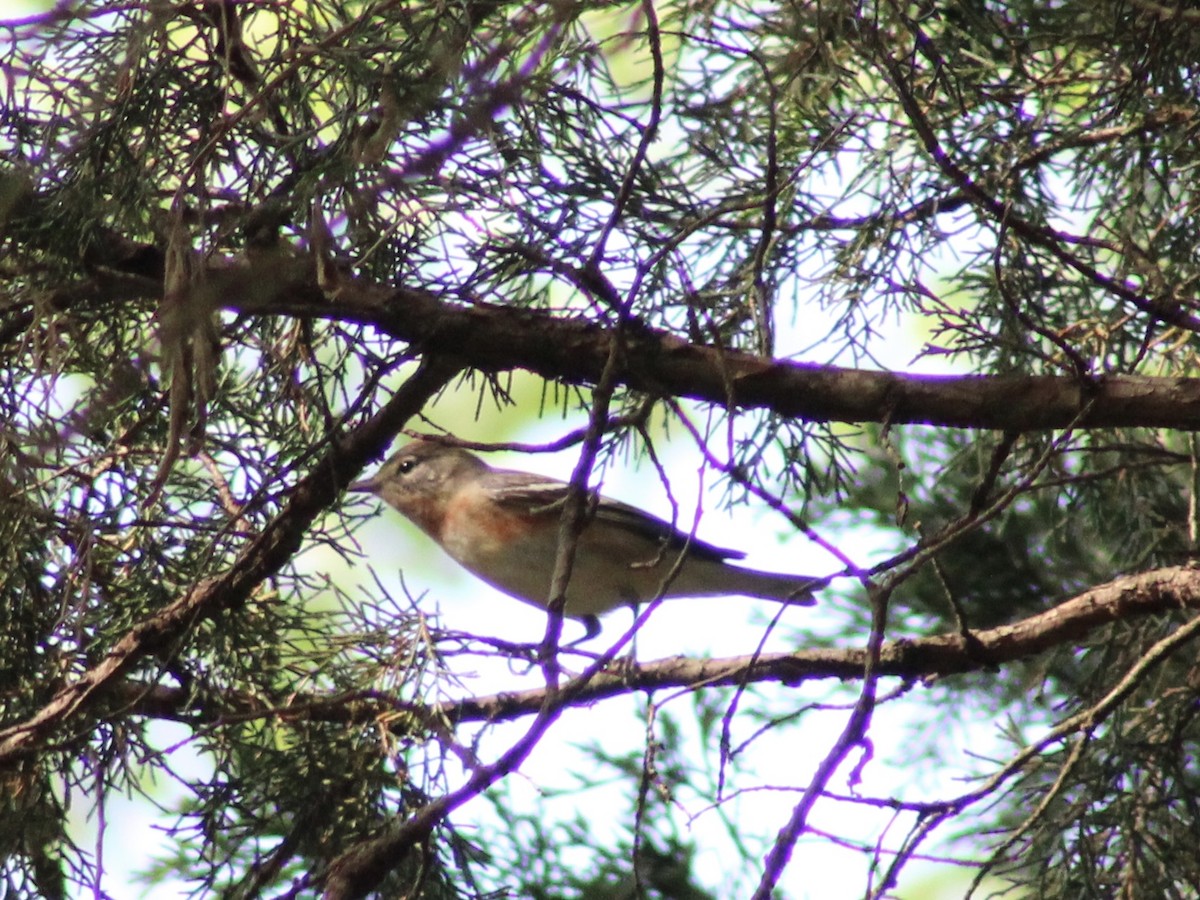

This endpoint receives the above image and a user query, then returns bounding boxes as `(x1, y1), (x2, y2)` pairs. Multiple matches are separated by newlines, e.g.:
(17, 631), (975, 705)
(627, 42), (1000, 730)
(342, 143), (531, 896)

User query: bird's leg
(581, 614), (602, 641)
(561, 614), (603, 649)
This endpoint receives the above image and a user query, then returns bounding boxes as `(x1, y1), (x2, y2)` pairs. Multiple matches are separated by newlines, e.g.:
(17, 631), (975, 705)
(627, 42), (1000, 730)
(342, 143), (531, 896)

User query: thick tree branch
(15, 241), (1200, 431)
(249, 280), (1200, 430)
(99, 565), (1200, 730)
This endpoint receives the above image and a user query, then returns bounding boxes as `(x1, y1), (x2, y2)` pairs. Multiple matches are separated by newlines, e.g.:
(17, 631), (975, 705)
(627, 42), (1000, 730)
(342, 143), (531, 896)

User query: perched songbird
(349, 439), (823, 639)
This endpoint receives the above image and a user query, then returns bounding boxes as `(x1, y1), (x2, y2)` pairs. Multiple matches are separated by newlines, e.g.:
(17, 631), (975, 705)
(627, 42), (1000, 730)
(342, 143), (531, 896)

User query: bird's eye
(397, 458), (418, 475)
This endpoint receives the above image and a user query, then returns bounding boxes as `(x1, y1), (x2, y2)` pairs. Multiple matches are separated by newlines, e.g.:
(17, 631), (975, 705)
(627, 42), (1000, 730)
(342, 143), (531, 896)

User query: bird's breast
(439, 489), (547, 565)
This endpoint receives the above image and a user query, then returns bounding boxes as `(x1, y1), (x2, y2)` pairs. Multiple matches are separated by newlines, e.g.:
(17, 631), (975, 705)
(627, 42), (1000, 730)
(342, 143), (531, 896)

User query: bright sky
(0, 0), (1020, 893)
(82, 338), (1004, 898)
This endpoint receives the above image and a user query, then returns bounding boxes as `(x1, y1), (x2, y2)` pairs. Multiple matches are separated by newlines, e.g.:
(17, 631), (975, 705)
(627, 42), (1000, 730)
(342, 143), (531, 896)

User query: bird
(348, 439), (823, 639)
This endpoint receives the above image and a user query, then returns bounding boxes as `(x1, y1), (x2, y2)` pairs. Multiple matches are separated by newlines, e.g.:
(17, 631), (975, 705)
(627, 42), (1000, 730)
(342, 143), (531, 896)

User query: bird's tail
(711, 567), (825, 605)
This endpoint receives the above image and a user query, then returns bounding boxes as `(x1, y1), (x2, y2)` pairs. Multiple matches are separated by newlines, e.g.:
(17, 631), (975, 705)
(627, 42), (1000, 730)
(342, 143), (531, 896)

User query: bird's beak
(347, 478), (376, 494)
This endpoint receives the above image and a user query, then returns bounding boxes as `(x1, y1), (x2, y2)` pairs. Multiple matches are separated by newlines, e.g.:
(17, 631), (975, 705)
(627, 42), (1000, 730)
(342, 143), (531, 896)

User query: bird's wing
(479, 470), (572, 514)
(592, 497), (745, 562)
(481, 468), (744, 562)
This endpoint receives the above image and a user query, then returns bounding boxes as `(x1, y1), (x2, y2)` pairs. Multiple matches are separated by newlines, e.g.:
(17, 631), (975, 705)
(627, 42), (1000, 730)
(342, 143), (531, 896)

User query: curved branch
(22, 245), (1200, 431)
(220, 271), (1200, 430)
(99, 565), (1200, 730)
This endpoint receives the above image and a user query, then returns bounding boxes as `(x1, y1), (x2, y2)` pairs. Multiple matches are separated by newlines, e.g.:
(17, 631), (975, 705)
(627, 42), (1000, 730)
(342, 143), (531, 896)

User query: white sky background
(34, 177), (991, 899)
(83, 335), (1008, 899)
(87, 412), (992, 900)
(0, 0), (1041, 894)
